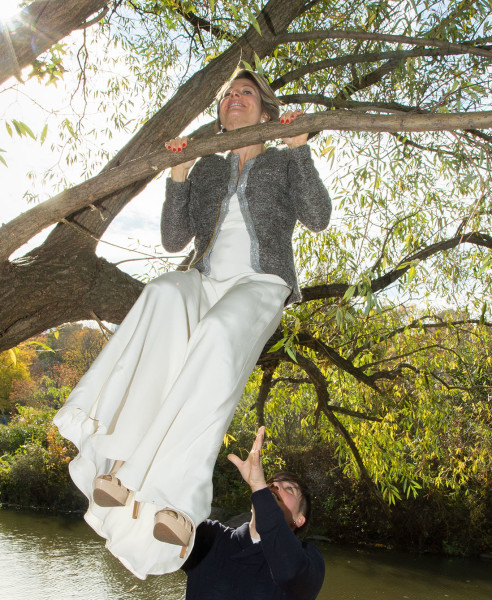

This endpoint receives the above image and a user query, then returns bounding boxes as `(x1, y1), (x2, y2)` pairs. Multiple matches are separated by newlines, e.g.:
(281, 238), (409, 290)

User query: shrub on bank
(279, 442), (492, 557)
(213, 430), (491, 556)
(0, 406), (84, 511)
(1, 407), (490, 556)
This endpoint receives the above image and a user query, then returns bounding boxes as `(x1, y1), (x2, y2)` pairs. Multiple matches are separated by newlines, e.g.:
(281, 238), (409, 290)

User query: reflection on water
(322, 544), (492, 600)
(0, 509), (185, 600)
(1, 508), (491, 600)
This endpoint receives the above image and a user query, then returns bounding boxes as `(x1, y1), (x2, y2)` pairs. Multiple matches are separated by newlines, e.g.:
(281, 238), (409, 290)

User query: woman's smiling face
(218, 78), (268, 131)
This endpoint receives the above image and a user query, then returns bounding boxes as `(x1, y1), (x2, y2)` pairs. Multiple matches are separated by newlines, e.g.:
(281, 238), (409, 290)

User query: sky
(1, 4), (180, 280)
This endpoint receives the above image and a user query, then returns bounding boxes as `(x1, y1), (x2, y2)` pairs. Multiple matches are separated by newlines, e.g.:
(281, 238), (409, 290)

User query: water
(1, 508), (491, 600)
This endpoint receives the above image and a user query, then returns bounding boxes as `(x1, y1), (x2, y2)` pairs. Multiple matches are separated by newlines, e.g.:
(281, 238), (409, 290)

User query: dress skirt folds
(53, 266), (289, 578)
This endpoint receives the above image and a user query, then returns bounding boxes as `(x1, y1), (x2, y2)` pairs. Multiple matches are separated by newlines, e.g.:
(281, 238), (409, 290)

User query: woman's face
(218, 77), (268, 131)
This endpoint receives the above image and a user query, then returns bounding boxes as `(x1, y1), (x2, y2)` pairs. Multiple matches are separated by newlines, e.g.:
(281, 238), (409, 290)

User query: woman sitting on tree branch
(54, 68), (331, 579)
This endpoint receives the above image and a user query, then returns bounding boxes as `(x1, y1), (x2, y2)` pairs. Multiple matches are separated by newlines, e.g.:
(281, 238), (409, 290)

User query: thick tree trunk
(0, 246), (142, 351)
(0, 0), (109, 85)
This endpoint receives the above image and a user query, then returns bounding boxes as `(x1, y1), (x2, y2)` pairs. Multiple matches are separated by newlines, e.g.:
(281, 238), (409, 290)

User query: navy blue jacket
(182, 487), (325, 600)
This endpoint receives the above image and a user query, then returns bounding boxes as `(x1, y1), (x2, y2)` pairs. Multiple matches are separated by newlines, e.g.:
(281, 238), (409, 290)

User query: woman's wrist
(287, 142), (306, 150)
(171, 166), (189, 182)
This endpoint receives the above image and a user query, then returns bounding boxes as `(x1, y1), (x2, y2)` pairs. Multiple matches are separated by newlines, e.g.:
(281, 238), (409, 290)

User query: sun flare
(3, 1), (22, 21)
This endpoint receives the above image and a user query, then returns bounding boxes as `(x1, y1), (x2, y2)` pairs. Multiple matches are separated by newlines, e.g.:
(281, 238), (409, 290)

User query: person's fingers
(257, 426), (265, 450)
(252, 426), (265, 452)
(165, 136), (189, 152)
(280, 109), (304, 124)
(280, 111), (296, 123)
(227, 453), (243, 468)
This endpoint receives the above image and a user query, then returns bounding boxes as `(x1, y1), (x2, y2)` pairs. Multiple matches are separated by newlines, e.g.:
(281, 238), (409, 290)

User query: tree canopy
(1, 0), (491, 502)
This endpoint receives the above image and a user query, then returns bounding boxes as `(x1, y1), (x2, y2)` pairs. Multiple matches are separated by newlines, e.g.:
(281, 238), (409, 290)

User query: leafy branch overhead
(1, 0), (491, 502)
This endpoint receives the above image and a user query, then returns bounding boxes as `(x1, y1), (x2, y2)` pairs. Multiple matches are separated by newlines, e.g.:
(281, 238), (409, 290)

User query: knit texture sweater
(182, 487), (325, 600)
(161, 144), (331, 304)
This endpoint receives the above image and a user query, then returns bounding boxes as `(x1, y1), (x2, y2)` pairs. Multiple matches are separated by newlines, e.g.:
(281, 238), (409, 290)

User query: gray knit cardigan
(161, 144), (331, 304)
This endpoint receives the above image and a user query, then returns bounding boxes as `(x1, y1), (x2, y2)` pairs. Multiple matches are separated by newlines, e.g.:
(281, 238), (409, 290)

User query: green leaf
(241, 60), (254, 71)
(253, 53), (264, 76)
(285, 342), (297, 363)
(23, 340), (55, 353)
(478, 254), (492, 277)
(12, 119), (36, 140)
(479, 302), (487, 325)
(244, 7), (262, 36)
(40, 123), (48, 145)
(342, 285), (356, 301)
(267, 339), (285, 353)
(8, 348), (17, 366)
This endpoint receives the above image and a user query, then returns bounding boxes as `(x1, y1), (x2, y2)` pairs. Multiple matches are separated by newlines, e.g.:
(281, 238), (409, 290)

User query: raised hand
(228, 426), (268, 493)
(165, 136), (196, 182)
(280, 110), (308, 149)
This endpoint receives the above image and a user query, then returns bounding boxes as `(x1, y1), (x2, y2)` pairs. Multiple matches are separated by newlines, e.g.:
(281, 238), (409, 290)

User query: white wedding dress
(54, 192), (289, 578)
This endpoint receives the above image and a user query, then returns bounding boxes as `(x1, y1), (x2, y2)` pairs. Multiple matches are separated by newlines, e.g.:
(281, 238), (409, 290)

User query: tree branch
(256, 361), (278, 428)
(275, 29), (492, 60)
(271, 46), (488, 90)
(301, 231), (492, 303)
(174, 3), (236, 43)
(4, 112), (492, 264)
(269, 373), (382, 422)
(310, 338), (381, 391)
(348, 317), (492, 362)
(0, 0), (109, 85)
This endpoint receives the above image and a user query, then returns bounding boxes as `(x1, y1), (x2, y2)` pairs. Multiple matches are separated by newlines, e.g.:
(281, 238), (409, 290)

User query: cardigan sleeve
(161, 177), (194, 252)
(287, 144), (332, 232)
(252, 487), (325, 600)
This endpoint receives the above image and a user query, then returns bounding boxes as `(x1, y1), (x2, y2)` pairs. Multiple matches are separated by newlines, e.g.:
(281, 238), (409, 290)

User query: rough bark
(0, 0), (109, 85)
(3, 110), (492, 264)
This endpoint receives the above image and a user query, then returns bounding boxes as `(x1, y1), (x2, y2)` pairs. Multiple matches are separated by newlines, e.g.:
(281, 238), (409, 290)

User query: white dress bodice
(209, 192), (286, 288)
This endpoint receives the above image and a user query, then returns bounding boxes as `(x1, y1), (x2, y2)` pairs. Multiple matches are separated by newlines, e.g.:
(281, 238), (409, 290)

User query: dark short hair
(215, 68), (281, 132)
(266, 471), (312, 536)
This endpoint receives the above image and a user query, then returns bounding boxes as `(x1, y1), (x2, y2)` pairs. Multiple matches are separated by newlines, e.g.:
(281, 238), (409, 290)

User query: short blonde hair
(215, 69), (281, 132)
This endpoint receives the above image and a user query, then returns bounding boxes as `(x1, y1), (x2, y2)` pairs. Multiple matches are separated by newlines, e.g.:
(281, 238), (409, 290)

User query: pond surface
(1, 508), (491, 600)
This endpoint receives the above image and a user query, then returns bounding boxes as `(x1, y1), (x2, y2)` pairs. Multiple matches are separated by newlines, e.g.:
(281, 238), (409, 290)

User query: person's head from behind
(215, 68), (281, 132)
(266, 471), (312, 536)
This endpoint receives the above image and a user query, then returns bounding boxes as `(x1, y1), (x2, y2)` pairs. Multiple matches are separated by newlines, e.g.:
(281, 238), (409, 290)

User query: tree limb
(271, 46), (489, 90)
(301, 231), (492, 303)
(275, 29), (492, 60)
(4, 111), (492, 264)
(256, 361), (278, 428)
(269, 374), (382, 422)
(0, 0), (109, 85)
(348, 317), (492, 362)
(174, 4), (236, 43)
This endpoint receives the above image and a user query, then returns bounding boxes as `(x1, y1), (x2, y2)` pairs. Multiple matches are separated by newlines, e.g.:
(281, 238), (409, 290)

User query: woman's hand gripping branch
(279, 110), (308, 149)
(228, 426), (268, 493)
(165, 136), (196, 182)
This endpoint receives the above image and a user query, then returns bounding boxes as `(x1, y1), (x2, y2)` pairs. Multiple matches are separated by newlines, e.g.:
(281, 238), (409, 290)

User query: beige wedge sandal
(153, 508), (194, 558)
(93, 460), (132, 507)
